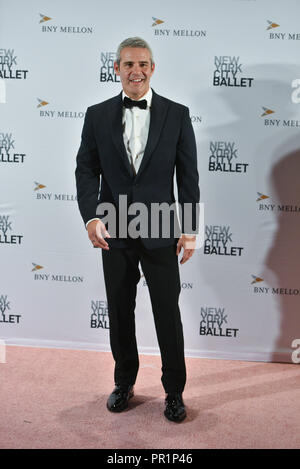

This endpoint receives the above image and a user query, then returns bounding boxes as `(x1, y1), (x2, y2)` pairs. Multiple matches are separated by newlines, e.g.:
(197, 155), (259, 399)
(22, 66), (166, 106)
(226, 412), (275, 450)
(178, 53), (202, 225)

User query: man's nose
(131, 63), (142, 74)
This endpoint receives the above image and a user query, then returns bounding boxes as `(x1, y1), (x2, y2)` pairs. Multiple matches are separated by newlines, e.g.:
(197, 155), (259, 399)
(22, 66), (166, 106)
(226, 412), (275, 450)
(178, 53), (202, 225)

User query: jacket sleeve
(75, 107), (102, 226)
(175, 106), (200, 234)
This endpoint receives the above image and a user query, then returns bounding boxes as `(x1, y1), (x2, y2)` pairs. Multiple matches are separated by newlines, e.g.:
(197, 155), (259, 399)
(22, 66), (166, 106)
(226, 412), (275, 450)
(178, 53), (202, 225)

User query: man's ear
(114, 61), (120, 76)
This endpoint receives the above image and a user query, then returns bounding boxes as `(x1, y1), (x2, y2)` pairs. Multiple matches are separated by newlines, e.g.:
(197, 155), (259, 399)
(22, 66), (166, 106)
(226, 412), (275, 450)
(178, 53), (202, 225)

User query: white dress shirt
(122, 88), (152, 175)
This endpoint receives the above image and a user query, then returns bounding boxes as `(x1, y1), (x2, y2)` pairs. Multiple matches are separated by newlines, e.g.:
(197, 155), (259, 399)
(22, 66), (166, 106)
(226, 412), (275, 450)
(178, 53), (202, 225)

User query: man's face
(114, 47), (155, 100)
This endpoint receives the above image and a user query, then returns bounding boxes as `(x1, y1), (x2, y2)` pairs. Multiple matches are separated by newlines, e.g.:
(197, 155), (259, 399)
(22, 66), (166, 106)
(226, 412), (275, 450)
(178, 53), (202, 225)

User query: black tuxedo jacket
(75, 89), (200, 249)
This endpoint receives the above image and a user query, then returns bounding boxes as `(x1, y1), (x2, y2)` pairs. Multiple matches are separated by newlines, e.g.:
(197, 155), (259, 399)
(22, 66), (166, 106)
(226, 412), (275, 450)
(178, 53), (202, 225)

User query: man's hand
(176, 235), (196, 264)
(87, 219), (111, 250)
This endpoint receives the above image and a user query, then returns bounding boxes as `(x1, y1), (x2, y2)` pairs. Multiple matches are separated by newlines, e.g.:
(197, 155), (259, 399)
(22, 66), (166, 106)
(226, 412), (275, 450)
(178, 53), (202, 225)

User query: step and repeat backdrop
(1, 0), (300, 363)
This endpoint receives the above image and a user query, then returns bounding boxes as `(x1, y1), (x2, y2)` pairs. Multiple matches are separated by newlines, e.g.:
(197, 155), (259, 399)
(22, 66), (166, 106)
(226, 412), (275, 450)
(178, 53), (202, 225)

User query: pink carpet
(0, 346), (299, 449)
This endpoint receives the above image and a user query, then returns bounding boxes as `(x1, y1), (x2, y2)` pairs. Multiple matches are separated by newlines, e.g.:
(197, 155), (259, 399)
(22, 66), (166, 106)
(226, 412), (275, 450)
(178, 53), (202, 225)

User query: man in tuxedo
(75, 37), (199, 423)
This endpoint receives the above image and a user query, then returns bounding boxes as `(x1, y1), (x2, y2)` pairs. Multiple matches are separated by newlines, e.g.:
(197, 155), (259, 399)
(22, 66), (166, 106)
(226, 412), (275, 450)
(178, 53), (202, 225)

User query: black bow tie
(123, 96), (147, 110)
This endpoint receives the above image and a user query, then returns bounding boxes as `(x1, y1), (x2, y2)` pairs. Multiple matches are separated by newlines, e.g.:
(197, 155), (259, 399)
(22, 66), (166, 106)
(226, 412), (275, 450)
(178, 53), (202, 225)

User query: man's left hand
(176, 235), (196, 264)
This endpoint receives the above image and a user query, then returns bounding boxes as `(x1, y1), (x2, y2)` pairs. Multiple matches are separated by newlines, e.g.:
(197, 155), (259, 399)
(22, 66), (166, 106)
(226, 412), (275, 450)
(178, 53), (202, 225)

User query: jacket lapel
(135, 90), (169, 181)
(109, 92), (134, 177)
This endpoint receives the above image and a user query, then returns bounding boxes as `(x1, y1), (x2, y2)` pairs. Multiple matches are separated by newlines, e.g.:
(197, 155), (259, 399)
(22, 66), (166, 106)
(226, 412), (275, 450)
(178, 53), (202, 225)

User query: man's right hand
(87, 219), (111, 250)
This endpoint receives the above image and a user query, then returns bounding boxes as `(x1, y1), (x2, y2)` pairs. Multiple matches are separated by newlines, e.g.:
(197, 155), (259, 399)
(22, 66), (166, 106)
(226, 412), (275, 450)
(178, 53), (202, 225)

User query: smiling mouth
(130, 78), (144, 83)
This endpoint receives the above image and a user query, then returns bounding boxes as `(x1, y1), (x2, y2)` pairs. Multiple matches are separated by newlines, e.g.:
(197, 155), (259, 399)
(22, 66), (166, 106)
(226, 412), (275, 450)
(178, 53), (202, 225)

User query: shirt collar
(122, 88), (152, 108)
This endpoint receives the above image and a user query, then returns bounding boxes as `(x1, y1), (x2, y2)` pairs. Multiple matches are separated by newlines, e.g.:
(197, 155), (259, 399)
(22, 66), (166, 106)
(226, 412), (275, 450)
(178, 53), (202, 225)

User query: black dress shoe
(106, 384), (134, 412)
(164, 393), (186, 422)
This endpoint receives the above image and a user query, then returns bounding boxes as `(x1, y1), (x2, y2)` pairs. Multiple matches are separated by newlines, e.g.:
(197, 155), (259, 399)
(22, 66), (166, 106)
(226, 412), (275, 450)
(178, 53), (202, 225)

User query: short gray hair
(116, 37), (154, 66)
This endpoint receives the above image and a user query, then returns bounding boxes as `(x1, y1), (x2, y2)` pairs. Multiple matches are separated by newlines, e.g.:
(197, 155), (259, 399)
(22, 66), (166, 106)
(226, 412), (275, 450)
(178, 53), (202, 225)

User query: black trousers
(101, 238), (186, 394)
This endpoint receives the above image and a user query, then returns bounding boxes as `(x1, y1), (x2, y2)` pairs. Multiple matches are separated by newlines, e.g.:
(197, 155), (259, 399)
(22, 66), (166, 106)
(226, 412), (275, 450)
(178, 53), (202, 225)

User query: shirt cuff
(86, 218), (100, 229)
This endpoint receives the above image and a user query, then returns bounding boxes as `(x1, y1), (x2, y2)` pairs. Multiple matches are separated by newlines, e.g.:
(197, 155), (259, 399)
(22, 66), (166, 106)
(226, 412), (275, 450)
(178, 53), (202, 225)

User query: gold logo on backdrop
(34, 182), (46, 191)
(251, 276), (264, 284)
(37, 98), (49, 108)
(266, 21), (280, 30)
(39, 14), (52, 24)
(261, 107), (274, 117)
(32, 264), (44, 271)
(256, 192), (270, 202)
(152, 17), (164, 27)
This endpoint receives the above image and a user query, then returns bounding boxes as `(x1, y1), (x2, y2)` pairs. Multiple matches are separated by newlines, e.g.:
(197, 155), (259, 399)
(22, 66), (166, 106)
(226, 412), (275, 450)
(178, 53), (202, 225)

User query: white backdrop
(1, 0), (300, 363)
